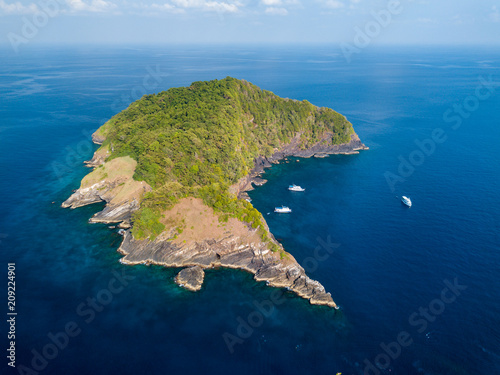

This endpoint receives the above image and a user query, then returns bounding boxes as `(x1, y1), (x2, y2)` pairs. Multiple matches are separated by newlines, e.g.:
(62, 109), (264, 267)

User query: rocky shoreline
(117, 227), (338, 307)
(63, 130), (367, 309)
(232, 132), (368, 198)
(62, 156), (151, 225)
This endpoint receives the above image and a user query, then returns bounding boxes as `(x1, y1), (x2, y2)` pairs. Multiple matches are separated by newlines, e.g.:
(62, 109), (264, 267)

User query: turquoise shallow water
(0, 45), (499, 375)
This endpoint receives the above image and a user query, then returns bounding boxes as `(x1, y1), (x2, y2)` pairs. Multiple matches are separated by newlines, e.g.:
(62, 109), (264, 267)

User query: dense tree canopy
(96, 77), (355, 241)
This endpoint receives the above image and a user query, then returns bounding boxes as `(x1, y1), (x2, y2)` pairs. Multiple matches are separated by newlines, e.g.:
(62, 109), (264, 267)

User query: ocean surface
(0, 45), (499, 375)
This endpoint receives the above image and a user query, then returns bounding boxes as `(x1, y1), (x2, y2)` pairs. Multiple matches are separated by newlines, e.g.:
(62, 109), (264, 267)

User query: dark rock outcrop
(235, 132), (368, 198)
(61, 180), (142, 225)
(175, 266), (205, 292)
(61, 181), (112, 209)
(118, 231), (338, 308)
(89, 199), (139, 224)
(92, 132), (105, 145)
(84, 150), (107, 168)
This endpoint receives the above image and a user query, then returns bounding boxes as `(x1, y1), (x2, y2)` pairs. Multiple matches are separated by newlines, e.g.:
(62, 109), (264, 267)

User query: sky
(0, 0), (499, 47)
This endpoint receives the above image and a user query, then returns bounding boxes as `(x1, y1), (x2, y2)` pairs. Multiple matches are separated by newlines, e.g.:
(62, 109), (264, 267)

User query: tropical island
(63, 77), (367, 308)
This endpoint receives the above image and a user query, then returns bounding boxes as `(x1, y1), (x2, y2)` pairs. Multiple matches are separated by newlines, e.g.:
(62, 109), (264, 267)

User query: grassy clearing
(81, 156), (136, 187)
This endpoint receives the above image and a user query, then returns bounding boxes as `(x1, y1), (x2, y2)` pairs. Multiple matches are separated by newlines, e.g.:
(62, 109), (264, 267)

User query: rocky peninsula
(62, 77), (367, 309)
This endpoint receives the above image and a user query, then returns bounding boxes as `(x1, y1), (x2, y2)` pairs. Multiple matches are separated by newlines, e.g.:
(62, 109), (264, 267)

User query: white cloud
(324, 0), (344, 9)
(171, 0), (239, 13)
(261, 0), (301, 16)
(261, 0), (281, 5)
(171, 0), (201, 7)
(0, 0), (118, 16)
(148, 2), (185, 13)
(204, 1), (238, 13)
(138, 0), (240, 15)
(0, 0), (38, 15)
(150, 3), (176, 11)
(265, 6), (287, 15)
(1, 0), (301, 17)
(66, 0), (117, 13)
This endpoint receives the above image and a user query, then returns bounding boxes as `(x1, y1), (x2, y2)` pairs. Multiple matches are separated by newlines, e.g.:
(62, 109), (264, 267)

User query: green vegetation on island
(94, 77), (355, 244)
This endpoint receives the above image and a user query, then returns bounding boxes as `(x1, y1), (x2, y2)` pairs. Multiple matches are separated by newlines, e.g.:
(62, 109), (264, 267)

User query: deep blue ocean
(0, 45), (499, 375)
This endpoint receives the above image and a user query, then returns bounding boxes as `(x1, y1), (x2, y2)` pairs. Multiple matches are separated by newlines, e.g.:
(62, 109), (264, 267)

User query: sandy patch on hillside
(160, 197), (263, 247)
(81, 156), (151, 205)
(82, 156), (136, 187)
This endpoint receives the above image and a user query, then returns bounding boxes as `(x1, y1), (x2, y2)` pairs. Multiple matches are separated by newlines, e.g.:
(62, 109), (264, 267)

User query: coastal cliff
(62, 77), (368, 309)
(117, 197), (338, 307)
(231, 132), (367, 198)
(62, 156), (151, 225)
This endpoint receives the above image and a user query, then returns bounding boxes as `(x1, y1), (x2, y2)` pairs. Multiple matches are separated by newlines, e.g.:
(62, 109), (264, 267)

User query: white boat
(274, 206), (292, 213)
(288, 184), (305, 192)
(401, 196), (412, 207)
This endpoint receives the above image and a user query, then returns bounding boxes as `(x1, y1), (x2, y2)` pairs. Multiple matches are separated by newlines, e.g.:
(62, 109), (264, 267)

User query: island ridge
(63, 77), (368, 308)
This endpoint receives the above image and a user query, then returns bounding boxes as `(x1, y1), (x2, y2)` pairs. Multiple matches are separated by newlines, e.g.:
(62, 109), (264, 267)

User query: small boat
(288, 184), (305, 192)
(401, 196), (412, 207)
(274, 206), (292, 213)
